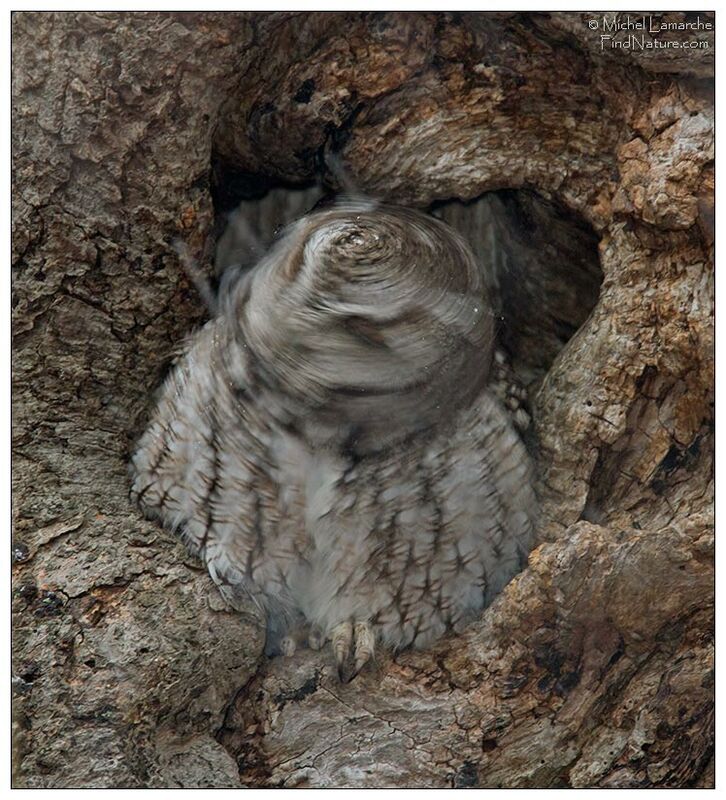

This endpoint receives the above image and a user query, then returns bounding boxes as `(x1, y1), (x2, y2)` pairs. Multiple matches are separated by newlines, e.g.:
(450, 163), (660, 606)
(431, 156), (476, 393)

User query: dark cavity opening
(432, 191), (602, 391)
(209, 156), (322, 279)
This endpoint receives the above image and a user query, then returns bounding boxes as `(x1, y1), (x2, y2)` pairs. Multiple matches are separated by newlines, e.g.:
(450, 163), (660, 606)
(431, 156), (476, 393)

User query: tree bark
(12, 11), (713, 788)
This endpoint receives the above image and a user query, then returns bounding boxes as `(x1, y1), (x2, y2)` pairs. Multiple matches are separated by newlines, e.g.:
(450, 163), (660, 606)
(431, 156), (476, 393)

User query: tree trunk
(12, 11), (713, 788)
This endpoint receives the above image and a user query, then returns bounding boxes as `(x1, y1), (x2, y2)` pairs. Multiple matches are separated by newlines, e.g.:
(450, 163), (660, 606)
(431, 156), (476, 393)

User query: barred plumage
(130, 199), (537, 680)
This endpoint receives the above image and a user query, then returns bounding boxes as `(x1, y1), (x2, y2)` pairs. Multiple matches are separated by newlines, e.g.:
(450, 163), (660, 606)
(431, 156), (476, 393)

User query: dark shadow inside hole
(210, 154), (323, 277)
(432, 190), (602, 390)
(211, 155), (317, 213)
(210, 160), (602, 395)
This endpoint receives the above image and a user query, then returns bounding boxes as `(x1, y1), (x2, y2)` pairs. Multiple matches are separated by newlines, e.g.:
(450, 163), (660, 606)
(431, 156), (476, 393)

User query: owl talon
(331, 621), (353, 672)
(353, 621), (375, 675)
(280, 636), (296, 657)
(330, 620), (375, 681)
(308, 626), (325, 651)
(338, 663), (357, 684)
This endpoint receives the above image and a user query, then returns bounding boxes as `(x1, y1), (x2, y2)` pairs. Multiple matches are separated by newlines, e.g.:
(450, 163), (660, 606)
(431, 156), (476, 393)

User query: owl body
(131, 201), (536, 675)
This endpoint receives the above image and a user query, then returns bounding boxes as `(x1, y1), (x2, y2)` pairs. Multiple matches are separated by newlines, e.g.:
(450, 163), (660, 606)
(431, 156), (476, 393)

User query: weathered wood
(13, 11), (713, 788)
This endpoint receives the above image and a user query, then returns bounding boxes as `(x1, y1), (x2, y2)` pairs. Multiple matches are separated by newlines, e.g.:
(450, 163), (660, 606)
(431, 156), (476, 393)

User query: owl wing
(130, 319), (223, 551)
(129, 317), (290, 616)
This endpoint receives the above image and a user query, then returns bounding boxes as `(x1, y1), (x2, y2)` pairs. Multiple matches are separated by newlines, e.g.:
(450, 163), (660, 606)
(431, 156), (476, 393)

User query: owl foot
(331, 621), (352, 679)
(308, 626), (325, 651)
(279, 635), (297, 657)
(353, 621), (375, 675)
(331, 620), (375, 682)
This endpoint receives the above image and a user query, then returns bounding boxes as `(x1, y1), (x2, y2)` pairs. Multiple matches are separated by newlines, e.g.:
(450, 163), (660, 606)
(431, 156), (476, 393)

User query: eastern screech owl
(130, 199), (537, 681)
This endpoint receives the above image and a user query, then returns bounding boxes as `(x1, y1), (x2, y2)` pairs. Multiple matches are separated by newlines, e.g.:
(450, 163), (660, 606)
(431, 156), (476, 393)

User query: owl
(130, 198), (537, 681)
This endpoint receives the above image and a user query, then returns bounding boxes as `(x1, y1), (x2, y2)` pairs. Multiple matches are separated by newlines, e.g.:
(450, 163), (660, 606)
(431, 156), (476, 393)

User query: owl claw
(308, 626), (326, 651)
(330, 620), (375, 681)
(353, 621), (375, 674)
(280, 635), (297, 657)
(331, 621), (353, 669)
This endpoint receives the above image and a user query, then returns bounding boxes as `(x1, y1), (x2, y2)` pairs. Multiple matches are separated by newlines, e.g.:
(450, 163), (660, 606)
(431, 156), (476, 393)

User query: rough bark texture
(12, 11), (713, 788)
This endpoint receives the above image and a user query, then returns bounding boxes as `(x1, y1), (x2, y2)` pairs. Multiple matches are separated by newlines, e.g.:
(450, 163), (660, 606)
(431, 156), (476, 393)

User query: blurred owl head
(232, 199), (495, 455)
